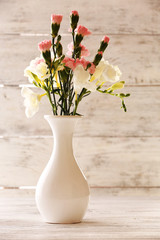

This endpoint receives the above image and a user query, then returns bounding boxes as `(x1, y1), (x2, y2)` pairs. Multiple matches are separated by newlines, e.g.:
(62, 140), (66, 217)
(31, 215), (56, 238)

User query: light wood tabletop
(1, 188), (160, 240)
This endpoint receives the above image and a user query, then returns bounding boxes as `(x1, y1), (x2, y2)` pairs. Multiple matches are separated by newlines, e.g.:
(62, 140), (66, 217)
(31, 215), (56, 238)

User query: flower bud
(51, 14), (63, 24)
(93, 51), (103, 66)
(56, 42), (63, 57)
(76, 25), (91, 36)
(38, 40), (52, 52)
(38, 40), (52, 65)
(74, 25), (91, 47)
(51, 14), (63, 37)
(75, 34), (83, 47)
(98, 35), (110, 52)
(70, 10), (79, 30)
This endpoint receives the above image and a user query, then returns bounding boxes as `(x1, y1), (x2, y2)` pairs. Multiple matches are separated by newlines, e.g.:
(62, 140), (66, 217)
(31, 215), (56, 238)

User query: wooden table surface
(1, 188), (160, 240)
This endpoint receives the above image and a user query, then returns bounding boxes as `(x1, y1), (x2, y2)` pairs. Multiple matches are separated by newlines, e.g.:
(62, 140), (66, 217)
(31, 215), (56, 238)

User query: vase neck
(44, 116), (82, 162)
(44, 115), (81, 137)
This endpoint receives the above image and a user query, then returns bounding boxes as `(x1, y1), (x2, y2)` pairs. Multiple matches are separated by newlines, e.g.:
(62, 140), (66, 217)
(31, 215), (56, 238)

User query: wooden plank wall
(0, 0), (160, 191)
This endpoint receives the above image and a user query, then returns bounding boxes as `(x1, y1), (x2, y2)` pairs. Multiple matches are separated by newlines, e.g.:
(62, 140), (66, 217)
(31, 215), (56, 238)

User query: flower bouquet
(22, 10), (130, 118)
(22, 11), (130, 224)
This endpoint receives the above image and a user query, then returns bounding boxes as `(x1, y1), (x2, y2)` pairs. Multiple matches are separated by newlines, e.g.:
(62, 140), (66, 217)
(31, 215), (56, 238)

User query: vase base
(36, 194), (90, 224)
(43, 219), (82, 224)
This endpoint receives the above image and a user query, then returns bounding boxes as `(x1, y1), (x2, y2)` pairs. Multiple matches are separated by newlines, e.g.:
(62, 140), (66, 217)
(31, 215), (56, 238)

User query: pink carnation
(103, 35), (110, 43)
(81, 44), (90, 57)
(30, 58), (45, 69)
(35, 58), (44, 65)
(74, 59), (95, 74)
(76, 25), (91, 36)
(88, 63), (96, 74)
(67, 42), (74, 56)
(98, 51), (103, 56)
(75, 58), (89, 69)
(71, 10), (79, 16)
(62, 57), (75, 70)
(38, 40), (52, 52)
(67, 42), (90, 57)
(51, 14), (63, 24)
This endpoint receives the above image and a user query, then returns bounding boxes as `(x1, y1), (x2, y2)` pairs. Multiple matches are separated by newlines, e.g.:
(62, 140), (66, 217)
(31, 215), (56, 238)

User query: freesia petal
(74, 65), (90, 81)
(21, 86), (33, 98)
(21, 87), (41, 118)
(93, 59), (122, 85)
(103, 64), (122, 82)
(92, 59), (107, 79)
(73, 65), (96, 93)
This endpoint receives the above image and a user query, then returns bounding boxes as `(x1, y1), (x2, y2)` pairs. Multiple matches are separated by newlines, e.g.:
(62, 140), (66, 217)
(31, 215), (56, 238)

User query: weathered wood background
(0, 0), (160, 192)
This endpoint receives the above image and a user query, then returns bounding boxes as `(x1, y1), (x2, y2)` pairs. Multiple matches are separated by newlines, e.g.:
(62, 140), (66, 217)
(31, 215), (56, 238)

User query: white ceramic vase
(35, 115), (90, 224)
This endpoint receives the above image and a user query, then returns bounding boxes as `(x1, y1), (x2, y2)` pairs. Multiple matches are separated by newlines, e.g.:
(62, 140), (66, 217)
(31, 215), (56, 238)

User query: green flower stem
(58, 71), (64, 115)
(50, 69), (58, 115)
(46, 90), (56, 114)
(73, 88), (86, 115)
(97, 88), (129, 112)
(67, 70), (73, 111)
(52, 37), (56, 60)
(72, 30), (75, 59)
(68, 89), (75, 113)
(73, 100), (78, 115)
(63, 81), (68, 114)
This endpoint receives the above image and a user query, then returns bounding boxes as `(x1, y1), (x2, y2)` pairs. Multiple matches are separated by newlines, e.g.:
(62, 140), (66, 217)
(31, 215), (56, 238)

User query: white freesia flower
(73, 65), (97, 94)
(24, 67), (35, 83)
(35, 61), (50, 80)
(24, 57), (50, 83)
(21, 87), (42, 118)
(92, 60), (107, 80)
(93, 59), (122, 86)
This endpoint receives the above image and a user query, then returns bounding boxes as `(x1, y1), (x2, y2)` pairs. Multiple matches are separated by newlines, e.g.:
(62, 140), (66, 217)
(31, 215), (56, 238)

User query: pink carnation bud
(103, 35), (110, 43)
(76, 25), (91, 36)
(71, 10), (79, 16)
(62, 57), (75, 70)
(51, 14), (63, 24)
(98, 51), (103, 56)
(38, 40), (52, 52)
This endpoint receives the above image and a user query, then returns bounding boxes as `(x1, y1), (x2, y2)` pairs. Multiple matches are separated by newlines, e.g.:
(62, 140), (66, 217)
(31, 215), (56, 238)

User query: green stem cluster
(97, 87), (130, 112)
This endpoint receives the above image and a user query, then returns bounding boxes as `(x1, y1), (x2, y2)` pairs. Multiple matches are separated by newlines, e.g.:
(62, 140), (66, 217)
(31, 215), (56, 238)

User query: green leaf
(32, 81), (38, 87)
(29, 72), (39, 82)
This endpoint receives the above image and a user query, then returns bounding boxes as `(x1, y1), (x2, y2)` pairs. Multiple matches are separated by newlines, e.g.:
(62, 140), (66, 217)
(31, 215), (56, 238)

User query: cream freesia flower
(35, 61), (50, 80)
(24, 57), (50, 83)
(21, 87), (44, 118)
(91, 60), (107, 80)
(91, 59), (122, 86)
(73, 65), (97, 93)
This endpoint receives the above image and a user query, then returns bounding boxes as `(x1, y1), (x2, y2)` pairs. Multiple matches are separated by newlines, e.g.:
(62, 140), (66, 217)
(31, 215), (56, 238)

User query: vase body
(35, 115), (90, 223)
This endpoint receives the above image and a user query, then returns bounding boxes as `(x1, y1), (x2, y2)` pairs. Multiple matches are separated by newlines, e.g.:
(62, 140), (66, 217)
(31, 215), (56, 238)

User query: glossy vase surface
(35, 115), (90, 223)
